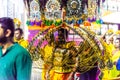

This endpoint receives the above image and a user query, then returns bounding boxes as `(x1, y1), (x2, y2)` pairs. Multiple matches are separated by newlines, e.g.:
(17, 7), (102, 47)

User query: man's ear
(5, 29), (12, 37)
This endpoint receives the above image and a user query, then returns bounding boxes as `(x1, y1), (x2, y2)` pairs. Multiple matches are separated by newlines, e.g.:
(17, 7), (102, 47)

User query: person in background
(101, 31), (115, 53)
(108, 38), (120, 79)
(99, 32), (114, 80)
(0, 17), (32, 80)
(101, 38), (120, 80)
(14, 28), (29, 48)
(46, 27), (78, 80)
(41, 33), (55, 80)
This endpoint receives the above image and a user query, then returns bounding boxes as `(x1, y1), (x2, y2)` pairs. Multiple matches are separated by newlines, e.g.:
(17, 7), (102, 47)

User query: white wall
(0, 0), (28, 40)
(0, 0), (8, 17)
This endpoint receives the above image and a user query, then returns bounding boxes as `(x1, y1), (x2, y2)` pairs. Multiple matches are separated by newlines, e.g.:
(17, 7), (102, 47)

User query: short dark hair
(0, 17), (15, 37)
(15, 28), (23, 35)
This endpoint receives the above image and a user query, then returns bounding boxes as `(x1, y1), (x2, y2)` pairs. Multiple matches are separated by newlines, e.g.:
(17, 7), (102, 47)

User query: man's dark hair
(0, 17), (15, 38)
(15, 28), (23, 35)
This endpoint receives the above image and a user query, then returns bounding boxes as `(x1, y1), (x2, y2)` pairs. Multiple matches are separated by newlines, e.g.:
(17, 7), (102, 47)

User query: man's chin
(0, 41), (7, 44)
(0, 39), (7, 44)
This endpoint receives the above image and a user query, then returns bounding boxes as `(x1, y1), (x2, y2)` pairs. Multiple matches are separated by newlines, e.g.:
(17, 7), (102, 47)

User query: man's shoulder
(15, 44), (31, 59)
(14, 43), (29, 54)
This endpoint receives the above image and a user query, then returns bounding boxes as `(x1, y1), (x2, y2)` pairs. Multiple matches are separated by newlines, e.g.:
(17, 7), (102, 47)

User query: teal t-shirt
(0, 43), (32, 80)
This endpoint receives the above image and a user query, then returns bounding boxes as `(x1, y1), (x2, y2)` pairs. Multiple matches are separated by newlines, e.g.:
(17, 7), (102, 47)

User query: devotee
(0, 17), (32, 80)
(14, 28), (29, 48)
(105, 38), (120, 80)
(41, 33), (55, 80)
(46, 27), (78, 80)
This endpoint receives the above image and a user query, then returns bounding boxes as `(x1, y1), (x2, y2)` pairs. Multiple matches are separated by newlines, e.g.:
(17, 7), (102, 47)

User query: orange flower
(84, 21), (91, 26)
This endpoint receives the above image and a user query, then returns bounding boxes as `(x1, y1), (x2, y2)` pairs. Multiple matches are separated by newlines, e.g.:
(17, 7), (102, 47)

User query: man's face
(58, 31), (65, 43)
(114, 39), (120, 48)
(0, 24), (7, 43)
(14, 30), (21, 40)
(46, 36), (51, 44)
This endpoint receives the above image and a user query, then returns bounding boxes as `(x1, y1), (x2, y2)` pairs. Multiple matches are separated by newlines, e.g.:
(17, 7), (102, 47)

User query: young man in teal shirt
(0, 17), (32, 80)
